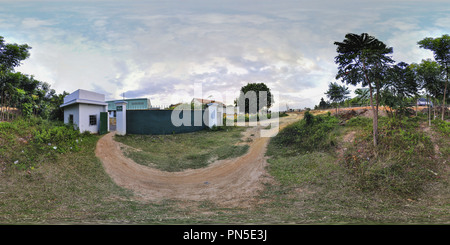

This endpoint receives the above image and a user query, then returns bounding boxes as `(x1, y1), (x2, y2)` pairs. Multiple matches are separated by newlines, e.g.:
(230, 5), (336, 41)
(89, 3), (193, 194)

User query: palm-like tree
(334, 33), (394, 147)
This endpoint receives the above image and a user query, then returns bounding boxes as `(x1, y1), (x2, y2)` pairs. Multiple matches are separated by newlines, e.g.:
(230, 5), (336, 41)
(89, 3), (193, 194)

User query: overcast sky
(2, 0), (449, 110)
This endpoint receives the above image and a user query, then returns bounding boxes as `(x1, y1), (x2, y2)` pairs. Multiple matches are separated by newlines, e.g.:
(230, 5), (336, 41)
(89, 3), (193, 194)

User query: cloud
(4, 0), (450, 110)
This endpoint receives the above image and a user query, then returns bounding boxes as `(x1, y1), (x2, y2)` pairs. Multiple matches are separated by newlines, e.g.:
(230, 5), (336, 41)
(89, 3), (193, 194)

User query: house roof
(192, 98), (225, 106)
(60, 89), (107, 108)
(60, 99), (108, 108)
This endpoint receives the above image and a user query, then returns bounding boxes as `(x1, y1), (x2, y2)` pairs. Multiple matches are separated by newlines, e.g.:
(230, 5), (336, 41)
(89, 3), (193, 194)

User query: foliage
(341, 116), (437, 197)
(32, 124), (82, 153)
(325, 82), (350, 104)
(268, 113), (339, 155)
(0, 117), (89, 171)
(432, 119), (450, 135)
(334, 33), (394, 147)
(0, 35), (67, 121)
(317, 97), (331, 109)
(418, 34), (450, 120)
(236, 82), (273, 114)
(325, 82), (350, 113)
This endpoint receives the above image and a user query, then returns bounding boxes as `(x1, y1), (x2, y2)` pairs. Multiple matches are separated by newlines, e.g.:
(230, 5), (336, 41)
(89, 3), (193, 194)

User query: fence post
(206, 103), (219, 128)
(115, 101), (128, 135)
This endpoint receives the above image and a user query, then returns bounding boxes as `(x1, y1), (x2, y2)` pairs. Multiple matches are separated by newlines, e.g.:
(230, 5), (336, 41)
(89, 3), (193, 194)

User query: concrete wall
(63, 104), (79, 130)
(64, 103), (107, 133)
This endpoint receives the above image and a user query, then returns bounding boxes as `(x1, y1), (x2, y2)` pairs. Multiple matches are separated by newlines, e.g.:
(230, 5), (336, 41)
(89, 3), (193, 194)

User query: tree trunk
(368, 82), (377, 147)
(362, 61), (377, 147)
(428, 94), (431, 126)
(442, 66), (448, 120)
(415, 97), (418, 117)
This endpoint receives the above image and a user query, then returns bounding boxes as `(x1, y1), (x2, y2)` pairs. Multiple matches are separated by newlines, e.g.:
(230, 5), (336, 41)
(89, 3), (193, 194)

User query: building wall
(78, 104), (108, 133)
(107, 98), (151, 111)
(64, 103), (107, 133)
(63, 104), (79, 129)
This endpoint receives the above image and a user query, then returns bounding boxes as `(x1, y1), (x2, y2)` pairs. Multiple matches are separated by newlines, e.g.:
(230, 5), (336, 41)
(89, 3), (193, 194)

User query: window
(69, 114), (73, 124)
(89, 115), (97, 126)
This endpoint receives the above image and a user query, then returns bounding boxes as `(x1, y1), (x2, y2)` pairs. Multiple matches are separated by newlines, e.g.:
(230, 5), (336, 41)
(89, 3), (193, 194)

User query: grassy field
(264, 112), (450, 223)
(114, 126), (249, 172)
(0, 114), (449, 224)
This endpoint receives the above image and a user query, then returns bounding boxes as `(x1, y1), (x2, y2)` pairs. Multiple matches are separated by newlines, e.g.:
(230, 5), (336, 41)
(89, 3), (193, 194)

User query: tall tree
(410, 59), (445, 125)
(418, 34), (450, 120)
(237, 82), (273, 114)
(382, 62), (418, 118)
(325, 82), (350, 115)
(334, 33), (394, 147)
(354, 88), (370, 106)
(0, 36), (31, 120)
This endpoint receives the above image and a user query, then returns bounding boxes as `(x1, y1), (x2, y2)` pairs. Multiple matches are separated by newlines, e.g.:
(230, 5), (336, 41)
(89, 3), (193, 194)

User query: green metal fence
(126, 110), (206, 135)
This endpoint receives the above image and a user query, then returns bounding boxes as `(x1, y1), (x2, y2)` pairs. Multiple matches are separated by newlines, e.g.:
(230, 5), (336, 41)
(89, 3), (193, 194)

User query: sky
(1, 0), (449, 110)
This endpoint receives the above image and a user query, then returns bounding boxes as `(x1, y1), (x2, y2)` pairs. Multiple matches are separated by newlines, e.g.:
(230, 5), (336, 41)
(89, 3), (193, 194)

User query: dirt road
(95, 113), (301, 207)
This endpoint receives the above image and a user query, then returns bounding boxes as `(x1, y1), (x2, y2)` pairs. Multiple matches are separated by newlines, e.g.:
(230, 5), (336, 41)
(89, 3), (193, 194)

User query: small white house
(60, 89), (109, 133)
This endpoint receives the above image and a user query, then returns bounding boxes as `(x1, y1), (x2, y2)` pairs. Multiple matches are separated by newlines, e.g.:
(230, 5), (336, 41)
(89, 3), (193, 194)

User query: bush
(341, 115), (436, 197)
(32, 124), (82, 153)
(269, 114), (339, 155)
(432, 119), (450, 135)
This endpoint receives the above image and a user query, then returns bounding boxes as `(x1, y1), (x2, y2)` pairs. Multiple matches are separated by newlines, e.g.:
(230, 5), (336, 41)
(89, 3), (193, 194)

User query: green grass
(114, 126), (249, 172)
(0, 114), (448, 224)
(264, 112), (450, 224)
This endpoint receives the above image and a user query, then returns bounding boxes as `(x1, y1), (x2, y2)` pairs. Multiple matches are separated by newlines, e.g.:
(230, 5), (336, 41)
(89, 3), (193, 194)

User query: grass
(0, 113), (448, 224)
(263, 112), (450, 224)
(114, 126), (249, 172)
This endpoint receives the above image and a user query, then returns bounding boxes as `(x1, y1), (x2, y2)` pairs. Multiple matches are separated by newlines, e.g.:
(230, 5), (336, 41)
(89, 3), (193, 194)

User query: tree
(410, 59), (445, 125)
(334, 33), (394, 147)
(325, 82), (350, 115)
(418, 34), (450, 120)
(0, 36), (31, 120)
(382, 61), (418, 118)
(318, 97), (331, 109)
(237, 82), (273, 114)
(354, 88), (370, 106)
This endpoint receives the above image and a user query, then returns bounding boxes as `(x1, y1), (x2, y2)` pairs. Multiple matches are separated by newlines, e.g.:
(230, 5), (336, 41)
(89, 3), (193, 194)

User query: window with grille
(89, 115), (97, 126)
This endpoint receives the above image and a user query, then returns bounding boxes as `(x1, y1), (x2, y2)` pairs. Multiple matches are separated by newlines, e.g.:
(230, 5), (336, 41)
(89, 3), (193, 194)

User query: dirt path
(95, 113), (301, 207)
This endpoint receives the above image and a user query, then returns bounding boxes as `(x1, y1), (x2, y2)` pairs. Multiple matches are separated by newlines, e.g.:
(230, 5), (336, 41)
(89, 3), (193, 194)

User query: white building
(60, 89), (109, 134)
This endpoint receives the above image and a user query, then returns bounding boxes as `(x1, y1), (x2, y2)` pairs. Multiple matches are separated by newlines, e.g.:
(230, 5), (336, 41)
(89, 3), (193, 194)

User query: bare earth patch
(95, 114), (301, 207)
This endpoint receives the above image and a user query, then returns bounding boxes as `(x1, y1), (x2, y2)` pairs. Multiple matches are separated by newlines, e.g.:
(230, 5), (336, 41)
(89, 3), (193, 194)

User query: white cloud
(21, 17), (56, 28)
(5, 0), (450, 110)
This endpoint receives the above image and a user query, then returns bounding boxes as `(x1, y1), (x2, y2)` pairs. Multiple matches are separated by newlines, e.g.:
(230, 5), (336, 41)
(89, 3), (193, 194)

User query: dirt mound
(95, 114), (301, 207)
(334, 108), (368, 120)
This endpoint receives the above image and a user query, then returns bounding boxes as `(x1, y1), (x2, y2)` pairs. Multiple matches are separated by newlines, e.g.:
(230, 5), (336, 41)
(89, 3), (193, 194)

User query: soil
(95, 113), (301, 207)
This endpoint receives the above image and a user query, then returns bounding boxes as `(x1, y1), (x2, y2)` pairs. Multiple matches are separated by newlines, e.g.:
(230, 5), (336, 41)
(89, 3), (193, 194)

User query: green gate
(99, 112), (108, 135)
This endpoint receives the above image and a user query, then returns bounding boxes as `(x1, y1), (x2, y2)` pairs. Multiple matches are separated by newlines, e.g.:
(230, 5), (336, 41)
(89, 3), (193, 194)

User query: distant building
(191, 98), (225, 108)
(60, 89), (109, 133)
(106, 98), (151, 117)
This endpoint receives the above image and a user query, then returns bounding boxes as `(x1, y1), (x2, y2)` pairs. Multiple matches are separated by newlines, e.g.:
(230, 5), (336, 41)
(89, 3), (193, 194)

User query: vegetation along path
(95, 113), (302, 207)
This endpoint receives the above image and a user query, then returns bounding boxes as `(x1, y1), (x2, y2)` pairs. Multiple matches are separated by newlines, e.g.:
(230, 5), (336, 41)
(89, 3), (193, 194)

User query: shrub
(269, 114), (339, 155)
(32, 124), (82, 153)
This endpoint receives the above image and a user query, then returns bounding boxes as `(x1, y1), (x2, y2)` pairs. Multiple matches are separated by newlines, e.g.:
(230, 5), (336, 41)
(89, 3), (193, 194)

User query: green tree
(410, 59), (445, 125)
(237, 82), (273, 114)
(318, 97), (330, 109)
(325, 82), (350, 115)
(354, 88), (370, 106)
(334, 33), (394, 147)
(418, 34), (450, 120)
(382, 62), (418, 118)
(0, 36), (31, 120)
